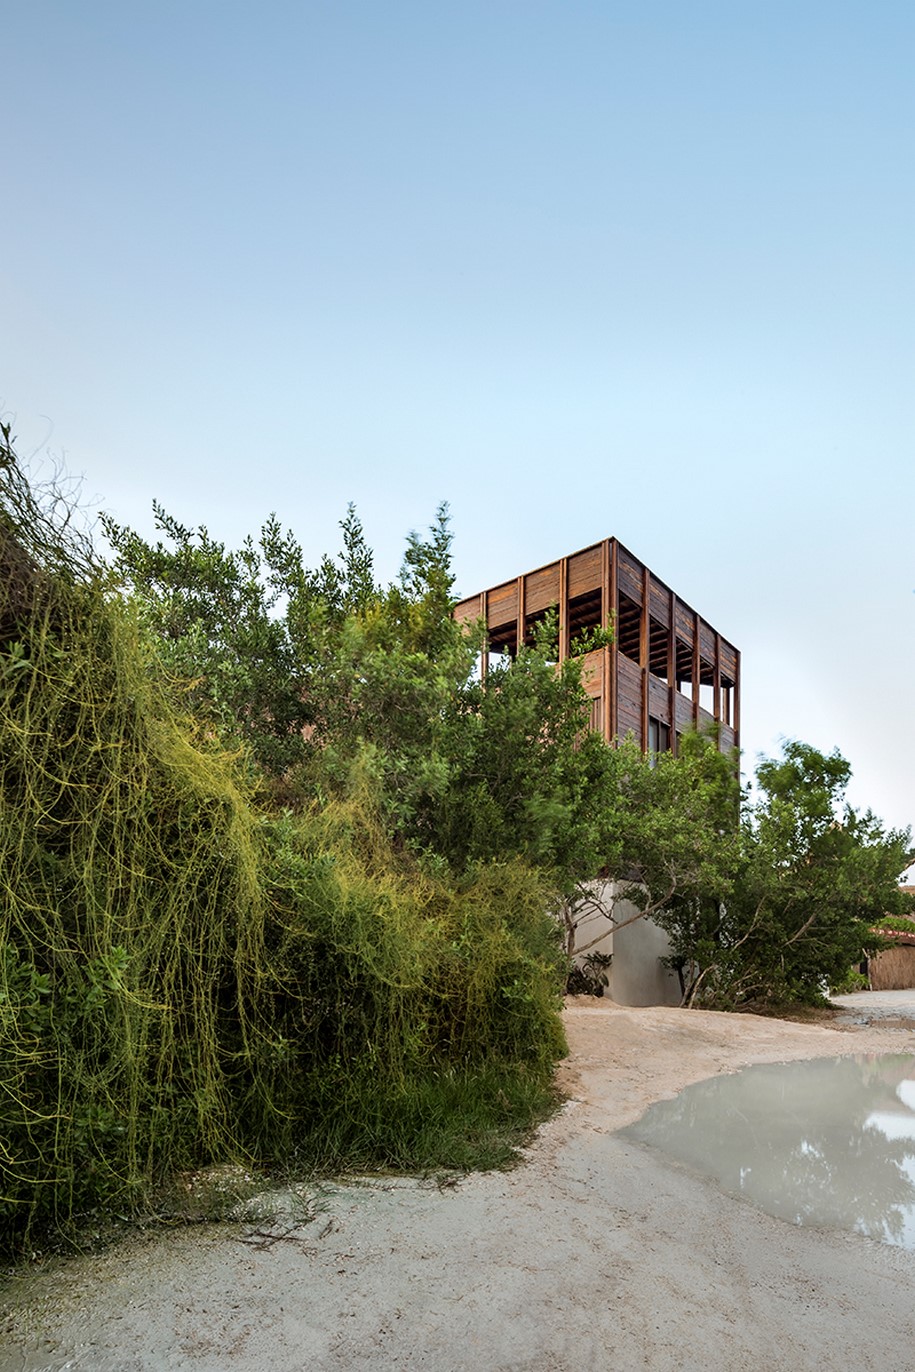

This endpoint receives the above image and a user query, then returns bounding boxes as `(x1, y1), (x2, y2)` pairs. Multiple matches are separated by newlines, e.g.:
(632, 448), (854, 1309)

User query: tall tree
(654, 740), (913, 1006)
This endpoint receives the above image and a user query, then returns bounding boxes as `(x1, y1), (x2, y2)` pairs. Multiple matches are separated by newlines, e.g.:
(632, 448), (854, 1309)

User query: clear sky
(3, 2), (913, 848)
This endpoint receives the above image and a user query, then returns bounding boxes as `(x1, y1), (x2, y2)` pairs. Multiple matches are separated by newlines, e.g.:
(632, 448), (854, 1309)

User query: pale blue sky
(3, 2), (913, 845)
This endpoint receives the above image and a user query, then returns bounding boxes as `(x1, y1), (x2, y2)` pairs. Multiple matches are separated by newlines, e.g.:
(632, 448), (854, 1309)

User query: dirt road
(4, 1000), (915, 1372)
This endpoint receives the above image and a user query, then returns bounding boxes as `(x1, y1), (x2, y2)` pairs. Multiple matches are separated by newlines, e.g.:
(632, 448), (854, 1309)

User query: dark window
(648, 716), (671, 764)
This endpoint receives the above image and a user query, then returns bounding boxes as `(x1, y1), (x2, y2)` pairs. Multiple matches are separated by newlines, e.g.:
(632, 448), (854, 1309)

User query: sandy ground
(3, 1000), (915, 1372)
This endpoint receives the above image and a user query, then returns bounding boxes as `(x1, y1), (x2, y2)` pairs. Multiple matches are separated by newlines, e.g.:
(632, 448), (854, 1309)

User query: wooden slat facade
(454, 537), (740, 758)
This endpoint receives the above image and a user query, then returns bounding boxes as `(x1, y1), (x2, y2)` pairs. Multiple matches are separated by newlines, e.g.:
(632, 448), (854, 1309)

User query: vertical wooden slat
(479, 591), (488, 682)
(733, 648), (741, 747)
(600, 539), (611, 742)
(692, 610), (700, 729)
(668, 589), (677, 756)
(640, 565), (650, 752)
(600, 540), (610, 628)
(516, 574), (525, 658)
(610, 540), (619, 742)
(559, 556), (569, 661)
(714, 631), (722, 736)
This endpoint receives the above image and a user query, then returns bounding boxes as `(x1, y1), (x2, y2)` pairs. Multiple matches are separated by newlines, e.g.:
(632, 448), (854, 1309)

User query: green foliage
(565, 951), (613, 997)
(101, 504), (311, 774)
(102, 493), (624, 891)
(829, 967), (869, 995)
(426, 628), (616, 880)
(872, 913), (915, 935)
(0, 429), (564, 1258)
(291, 506), (479, 831)
(653, 739), (914, 1008)
(104, 498), (480, 831)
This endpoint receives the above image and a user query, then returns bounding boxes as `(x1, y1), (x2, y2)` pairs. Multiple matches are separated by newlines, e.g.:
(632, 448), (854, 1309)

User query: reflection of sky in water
(866, 1082), (915, 1248)
(621, 1055), (915, 1249)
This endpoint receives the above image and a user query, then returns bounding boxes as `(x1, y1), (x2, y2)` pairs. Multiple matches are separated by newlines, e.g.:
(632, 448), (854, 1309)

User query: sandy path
(3, 1001), (915, 1372)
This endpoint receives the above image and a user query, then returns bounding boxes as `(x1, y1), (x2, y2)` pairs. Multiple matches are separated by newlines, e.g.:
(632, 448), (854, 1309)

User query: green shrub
(0, 429), (566, 1258)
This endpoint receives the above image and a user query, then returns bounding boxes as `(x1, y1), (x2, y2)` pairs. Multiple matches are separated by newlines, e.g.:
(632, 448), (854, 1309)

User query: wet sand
(3, 1000), (915, 1372)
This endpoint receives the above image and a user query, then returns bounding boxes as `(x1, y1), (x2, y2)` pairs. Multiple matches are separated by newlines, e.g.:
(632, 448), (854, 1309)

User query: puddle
(621, 1054), (915, 1249)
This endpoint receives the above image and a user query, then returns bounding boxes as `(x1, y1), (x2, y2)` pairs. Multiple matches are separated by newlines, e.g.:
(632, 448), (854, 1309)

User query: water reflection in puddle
(621, 1054), (915, 1249)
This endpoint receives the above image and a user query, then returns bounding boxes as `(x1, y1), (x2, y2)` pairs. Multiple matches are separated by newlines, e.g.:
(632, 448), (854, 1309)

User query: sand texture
(3, 1000), (915, 1371)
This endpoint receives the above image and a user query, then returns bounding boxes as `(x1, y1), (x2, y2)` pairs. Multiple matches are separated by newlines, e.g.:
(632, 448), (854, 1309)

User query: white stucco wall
(570, 881), (681, 1008)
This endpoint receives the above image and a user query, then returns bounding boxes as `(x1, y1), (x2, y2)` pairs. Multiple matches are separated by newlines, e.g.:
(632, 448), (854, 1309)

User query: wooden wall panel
(525, 565), (561, 615)
(718, 725), (736, 753)
(675, 694), (694, 733)
(580, 647), (605, 698)
(649, 578), (671, 627)
(648, 676), (670, 723)
(720, 642), (738, 682)
(617, 654), (642, 740)
(617, 547), (643, 601)
(568, 545), (602, 599)
(699, 621), (716, 663)
(453, 596), (481, 626)
(487, 582), (517, 628)
(674, 601), (695, 643)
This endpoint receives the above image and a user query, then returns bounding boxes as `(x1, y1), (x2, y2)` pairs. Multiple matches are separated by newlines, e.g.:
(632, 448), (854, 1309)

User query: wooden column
(601, 539), (611, 742)
(668, 590), (677, 756)
(516, 575), (525, 658)
(559, 557), (569, 661)
(692, 611), (700, 729)
(610, 540), (619, 743)
(480, 591), (488, 681)
(640, 565), (650, 752)
(733, 649), (741, 748)
(713, 631), (722, 735)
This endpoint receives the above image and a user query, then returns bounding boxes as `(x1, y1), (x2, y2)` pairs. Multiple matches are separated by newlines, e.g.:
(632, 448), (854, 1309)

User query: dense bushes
(0, 428), (564, 1256)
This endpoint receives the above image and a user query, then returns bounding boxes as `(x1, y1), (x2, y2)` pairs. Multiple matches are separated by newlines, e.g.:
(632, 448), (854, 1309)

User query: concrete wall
(609, 898), (682, 1007)
(570, 881), (682, 1008)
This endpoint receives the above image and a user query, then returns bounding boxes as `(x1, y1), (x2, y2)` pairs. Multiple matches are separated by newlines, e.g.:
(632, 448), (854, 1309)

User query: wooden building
(454, 538), (740, 757)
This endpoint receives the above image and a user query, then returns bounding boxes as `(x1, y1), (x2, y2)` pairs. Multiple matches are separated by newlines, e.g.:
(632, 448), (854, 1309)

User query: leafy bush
(873, 914), (915, 936)
(0, 427), (565, 1257)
